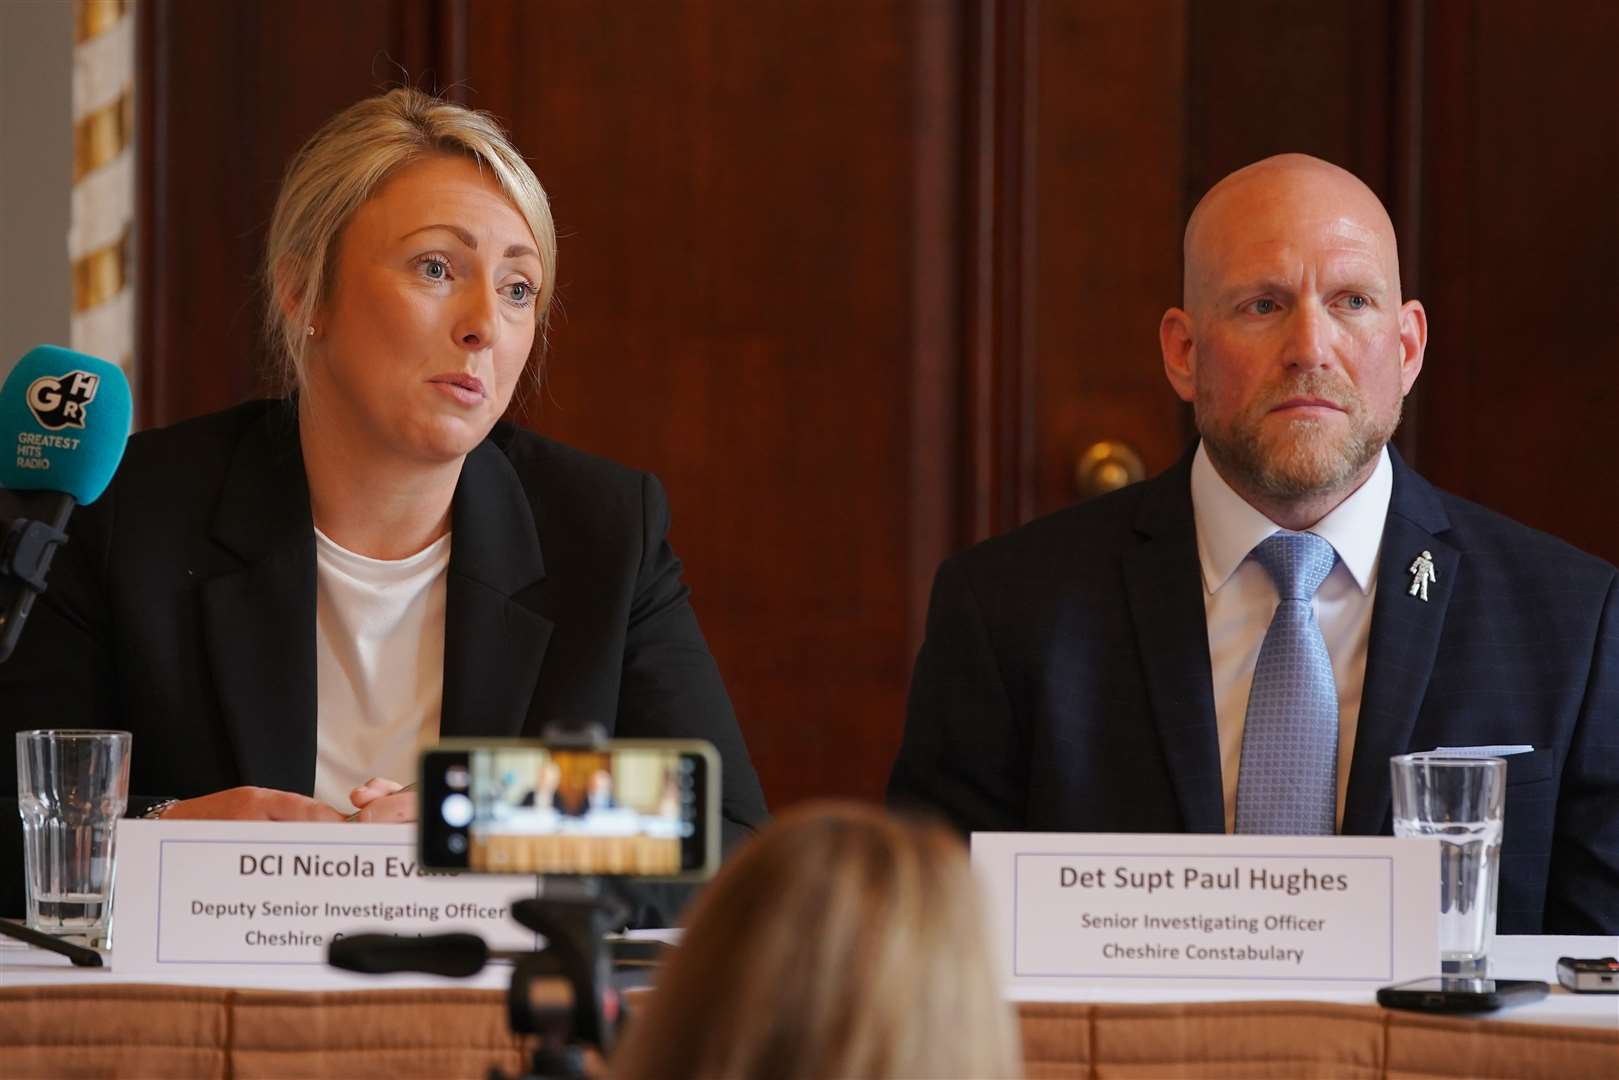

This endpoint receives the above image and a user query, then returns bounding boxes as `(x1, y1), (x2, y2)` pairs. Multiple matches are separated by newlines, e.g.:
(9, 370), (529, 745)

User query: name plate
(112, 820), (541, 972)
(972, 833), (1438, 990)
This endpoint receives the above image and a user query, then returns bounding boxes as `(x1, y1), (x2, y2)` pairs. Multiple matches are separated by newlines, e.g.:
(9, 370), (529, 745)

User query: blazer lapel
(200, 405), (319, 793)
(439, 438), (553, 739)
(1123, 453), (1225, 833)
(1341, 452), (1457, 834)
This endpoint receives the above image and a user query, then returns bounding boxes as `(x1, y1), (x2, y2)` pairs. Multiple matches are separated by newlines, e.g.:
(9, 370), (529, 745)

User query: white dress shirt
(1190, 442), (1393, 833)
(312, 528), (450, 812)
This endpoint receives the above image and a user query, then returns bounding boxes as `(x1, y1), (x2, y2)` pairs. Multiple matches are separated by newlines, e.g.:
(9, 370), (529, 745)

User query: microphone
(0, 345), (132, 663)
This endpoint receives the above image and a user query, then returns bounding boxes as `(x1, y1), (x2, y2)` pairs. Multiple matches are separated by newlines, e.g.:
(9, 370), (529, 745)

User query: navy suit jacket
(0, 400), (768, 923)
(889, 447), (1619, 934)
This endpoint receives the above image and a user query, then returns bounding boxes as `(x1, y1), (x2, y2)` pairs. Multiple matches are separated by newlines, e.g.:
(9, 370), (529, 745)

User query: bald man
(888, 154), (1618, 935)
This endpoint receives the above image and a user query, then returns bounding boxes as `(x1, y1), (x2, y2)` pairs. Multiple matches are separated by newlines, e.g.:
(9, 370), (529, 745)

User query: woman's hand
(155, 787), (345, 821)
(347, 777), (419, 823)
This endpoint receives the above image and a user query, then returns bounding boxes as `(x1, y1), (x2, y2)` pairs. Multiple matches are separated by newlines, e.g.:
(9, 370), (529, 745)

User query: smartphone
(419, 739), (719, 881)
(1376, 977), (1549, 1013)
(1556, 956), (1619, 993)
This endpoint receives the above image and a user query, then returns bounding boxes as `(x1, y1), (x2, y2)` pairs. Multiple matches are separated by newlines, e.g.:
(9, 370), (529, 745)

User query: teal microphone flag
(0, 345), (132, 504)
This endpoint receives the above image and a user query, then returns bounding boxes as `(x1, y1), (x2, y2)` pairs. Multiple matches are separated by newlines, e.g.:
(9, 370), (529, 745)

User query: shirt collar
(1190, 441), (1391, 596)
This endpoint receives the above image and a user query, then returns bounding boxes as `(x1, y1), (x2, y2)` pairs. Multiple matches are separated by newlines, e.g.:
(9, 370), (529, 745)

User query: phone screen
(418, 740), (718, 880)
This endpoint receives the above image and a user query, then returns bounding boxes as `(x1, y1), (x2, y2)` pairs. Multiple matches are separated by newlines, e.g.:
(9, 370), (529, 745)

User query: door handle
(1075, 441), (1145, 497)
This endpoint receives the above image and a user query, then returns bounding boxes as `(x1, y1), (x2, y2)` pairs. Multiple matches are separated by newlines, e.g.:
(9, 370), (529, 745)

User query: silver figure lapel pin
(1407, 549), (1437, 601)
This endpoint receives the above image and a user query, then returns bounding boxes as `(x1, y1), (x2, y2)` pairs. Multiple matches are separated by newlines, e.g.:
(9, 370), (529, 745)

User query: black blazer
(1, 400), (768, 921)
(889, 447), (1619, 934)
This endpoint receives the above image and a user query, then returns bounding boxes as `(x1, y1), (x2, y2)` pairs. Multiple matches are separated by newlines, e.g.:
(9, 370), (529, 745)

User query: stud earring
(306, 325), (316, 337)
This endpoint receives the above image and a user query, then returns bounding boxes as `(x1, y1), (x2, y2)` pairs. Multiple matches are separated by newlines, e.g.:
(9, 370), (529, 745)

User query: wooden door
(460, 0), (968, 806)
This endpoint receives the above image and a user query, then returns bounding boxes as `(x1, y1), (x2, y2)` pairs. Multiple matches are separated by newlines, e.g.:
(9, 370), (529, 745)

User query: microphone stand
(0, 486), (74, 664)
(503, 880), (629, 1079)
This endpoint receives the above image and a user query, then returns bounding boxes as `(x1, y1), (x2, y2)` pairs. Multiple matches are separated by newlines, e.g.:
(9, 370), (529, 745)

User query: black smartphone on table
(1377, 976), (1549, 1013)
(419, 739), (719, 881)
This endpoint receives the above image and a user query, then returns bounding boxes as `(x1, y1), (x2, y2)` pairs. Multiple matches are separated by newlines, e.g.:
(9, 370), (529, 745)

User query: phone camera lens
(441, 793), (474, 828)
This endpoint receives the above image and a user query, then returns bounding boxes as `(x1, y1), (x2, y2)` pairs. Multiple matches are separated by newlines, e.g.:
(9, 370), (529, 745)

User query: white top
(1190, 442), (1393, 833)
(311, 528), (451, 812)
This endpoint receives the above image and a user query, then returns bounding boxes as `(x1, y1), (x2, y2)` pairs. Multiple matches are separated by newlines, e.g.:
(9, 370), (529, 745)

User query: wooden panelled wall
(136, 0), (1619, 810)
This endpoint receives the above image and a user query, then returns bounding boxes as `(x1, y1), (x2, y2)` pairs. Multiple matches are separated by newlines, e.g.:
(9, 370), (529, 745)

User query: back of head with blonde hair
(262, 87), (557, 397)
(611, 800), (1023, 1080)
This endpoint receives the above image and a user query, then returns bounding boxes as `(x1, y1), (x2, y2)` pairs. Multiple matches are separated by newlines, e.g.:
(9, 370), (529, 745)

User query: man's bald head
(1182, 154), (1402, 313)
(1159, 152), (1427, 529)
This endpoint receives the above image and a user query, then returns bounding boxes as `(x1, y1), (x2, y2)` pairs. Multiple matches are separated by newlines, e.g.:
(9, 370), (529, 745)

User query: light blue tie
(1234, 531), (1340, 835)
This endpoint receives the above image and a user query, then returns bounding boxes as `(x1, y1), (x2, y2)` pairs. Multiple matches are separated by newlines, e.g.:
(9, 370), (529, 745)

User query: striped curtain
(69, 1), (135, 388)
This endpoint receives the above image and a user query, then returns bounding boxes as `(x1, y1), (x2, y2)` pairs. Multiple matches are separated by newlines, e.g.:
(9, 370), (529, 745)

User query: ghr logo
(26, 370), (100, 431)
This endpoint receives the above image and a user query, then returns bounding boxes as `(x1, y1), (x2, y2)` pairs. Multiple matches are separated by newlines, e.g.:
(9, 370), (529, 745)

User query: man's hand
(347, 777), (419, 823)
(155, 787), (345, 821)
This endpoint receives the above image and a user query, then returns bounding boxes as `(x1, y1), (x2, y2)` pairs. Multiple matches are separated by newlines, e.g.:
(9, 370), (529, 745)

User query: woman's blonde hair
(262, 87), (557, 395)
(611, 801), (1023, 1080)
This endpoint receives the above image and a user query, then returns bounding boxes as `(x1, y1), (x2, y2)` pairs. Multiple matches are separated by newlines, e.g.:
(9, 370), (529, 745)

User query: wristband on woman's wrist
(141, 798), (179, 820)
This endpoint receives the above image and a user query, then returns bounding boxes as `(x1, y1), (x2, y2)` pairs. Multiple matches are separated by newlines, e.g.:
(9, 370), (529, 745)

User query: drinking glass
(16, 729), (132, 948)
(1390, 753), (1505, 976)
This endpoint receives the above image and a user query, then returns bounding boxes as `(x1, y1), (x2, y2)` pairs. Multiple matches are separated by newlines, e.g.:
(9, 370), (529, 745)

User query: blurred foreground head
(611, 800), (1023, 1080)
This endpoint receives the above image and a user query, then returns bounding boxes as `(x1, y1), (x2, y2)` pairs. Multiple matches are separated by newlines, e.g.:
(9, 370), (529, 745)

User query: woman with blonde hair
(0, 88), (766, 922)
(612, 801), (1023, 1079)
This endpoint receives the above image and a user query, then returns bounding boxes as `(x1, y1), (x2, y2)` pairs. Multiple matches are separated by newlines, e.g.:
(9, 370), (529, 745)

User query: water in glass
(20, 798), (120, 935)
(1393, 816), (1501, 971)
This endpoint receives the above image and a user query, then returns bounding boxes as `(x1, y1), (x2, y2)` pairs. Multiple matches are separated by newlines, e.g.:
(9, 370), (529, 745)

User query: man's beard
(1196, 372), (1400, 501)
